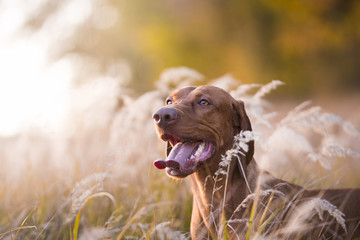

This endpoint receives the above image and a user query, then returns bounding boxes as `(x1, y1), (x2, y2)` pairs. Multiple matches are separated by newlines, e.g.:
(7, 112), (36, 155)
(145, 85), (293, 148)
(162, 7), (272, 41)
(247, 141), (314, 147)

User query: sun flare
(0, 0), (96, 137)
(0, 39), (73, 136)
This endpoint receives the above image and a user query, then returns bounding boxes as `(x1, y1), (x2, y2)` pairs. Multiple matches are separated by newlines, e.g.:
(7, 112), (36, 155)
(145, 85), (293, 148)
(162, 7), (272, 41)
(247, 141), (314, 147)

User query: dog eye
(166, 99), (173, 105)
(199, 99), (209, 106)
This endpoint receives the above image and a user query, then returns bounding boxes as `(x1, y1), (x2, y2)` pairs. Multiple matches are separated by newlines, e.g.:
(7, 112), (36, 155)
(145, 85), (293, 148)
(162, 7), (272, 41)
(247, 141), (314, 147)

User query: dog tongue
(153, 142), (199, 171)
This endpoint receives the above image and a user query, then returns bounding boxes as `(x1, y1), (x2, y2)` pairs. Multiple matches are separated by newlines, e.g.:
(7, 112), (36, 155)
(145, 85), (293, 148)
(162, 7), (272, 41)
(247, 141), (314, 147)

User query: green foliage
(19, 0), (360, 96)
(37, 0), (359, 96)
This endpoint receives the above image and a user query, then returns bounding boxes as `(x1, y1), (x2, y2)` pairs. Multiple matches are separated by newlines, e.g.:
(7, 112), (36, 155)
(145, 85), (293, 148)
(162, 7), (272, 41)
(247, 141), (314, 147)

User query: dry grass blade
(144, 218), (157, 240)
(72, 209), (81, 240)
(0, 72), (359, 239)
(245, 196), (257, 240)
(71, 191), (116, 240)
(116, 206), (147, 240)
(116, 202), (168, 240)
(0, 226), (37, 240)
(14, 206), (36, 240)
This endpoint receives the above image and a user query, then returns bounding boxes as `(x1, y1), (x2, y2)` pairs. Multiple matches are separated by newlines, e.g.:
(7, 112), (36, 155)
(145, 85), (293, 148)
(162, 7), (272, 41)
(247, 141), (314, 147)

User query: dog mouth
(153, 135), (215, 177)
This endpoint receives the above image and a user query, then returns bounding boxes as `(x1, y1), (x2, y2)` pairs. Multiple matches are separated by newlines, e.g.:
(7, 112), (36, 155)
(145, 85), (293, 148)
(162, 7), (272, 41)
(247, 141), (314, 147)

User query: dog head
(153, 85), (254, 178)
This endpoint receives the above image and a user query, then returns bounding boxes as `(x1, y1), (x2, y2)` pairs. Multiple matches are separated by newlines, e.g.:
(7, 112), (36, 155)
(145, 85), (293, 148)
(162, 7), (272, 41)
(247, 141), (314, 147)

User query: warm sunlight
(0, 0), (93, 136)
(0, 40), (72, 136)
(1, 0), (359, 239)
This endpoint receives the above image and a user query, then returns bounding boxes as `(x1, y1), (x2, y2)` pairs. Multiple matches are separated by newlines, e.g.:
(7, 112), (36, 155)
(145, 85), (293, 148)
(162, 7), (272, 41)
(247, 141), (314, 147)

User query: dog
(152, 85), (360, 239)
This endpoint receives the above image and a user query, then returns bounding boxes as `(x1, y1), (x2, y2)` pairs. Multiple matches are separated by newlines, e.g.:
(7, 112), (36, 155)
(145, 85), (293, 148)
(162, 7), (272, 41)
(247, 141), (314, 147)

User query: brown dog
(152, 86), (360, 239)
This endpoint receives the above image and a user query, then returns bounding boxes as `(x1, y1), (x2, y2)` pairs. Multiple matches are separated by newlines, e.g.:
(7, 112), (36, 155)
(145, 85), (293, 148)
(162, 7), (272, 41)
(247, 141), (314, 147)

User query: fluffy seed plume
(253, 80), (285, 99)
(70, 172), (111, 218)
(234, 189), (286, 212)
(151, 221), (188, 240)
(307, 153), (331, 170)
(215, 131), (259, 176)
(283, 198), (347, 234)
(322, 145), (360, 159)
(309, 198), (347, 233)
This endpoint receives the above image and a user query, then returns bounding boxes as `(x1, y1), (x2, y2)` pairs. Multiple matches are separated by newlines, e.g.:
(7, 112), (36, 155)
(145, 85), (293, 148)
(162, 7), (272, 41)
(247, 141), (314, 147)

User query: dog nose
(153, 108), (178, 127)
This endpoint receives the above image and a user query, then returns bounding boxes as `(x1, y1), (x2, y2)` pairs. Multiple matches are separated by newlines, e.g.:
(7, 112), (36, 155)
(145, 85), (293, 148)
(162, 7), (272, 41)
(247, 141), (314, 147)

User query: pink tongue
(153, 160), (179, 169)
(153, 142), (199, 171)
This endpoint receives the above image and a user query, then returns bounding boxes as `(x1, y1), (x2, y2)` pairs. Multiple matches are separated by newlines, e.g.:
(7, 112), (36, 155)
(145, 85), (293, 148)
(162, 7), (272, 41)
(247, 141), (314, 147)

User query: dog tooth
(194, 142), (205, 158)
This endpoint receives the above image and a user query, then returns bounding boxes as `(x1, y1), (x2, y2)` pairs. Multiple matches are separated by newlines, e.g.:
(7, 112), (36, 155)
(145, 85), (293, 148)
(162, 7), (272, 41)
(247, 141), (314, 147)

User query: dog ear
(166, 141), (172, 157)
(232, 100), (254, 165)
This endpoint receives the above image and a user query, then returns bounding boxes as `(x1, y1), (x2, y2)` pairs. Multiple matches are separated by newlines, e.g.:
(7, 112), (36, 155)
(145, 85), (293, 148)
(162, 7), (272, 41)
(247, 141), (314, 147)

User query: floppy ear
(232, 100), (254, 165)
(166, 142), (172, 157)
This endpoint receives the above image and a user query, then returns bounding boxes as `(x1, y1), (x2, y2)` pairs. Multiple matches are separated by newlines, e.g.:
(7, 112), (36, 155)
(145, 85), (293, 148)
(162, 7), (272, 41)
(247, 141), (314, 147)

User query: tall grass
(0, 67), (359, 239)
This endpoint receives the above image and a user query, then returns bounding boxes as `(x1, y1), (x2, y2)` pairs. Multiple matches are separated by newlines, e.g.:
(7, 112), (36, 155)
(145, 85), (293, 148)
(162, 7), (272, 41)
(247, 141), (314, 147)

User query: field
(1, 68), (360, 239)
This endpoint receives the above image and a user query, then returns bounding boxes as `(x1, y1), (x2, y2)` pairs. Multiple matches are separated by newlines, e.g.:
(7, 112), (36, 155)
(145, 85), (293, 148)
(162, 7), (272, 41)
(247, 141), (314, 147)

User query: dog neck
(189, 158), (261, 231)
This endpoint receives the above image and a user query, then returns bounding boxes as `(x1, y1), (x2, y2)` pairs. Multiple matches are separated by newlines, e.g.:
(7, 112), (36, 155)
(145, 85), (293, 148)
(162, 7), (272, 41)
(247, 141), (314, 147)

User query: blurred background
(1, 0), (360, 239)
(1, 0), (360, 136)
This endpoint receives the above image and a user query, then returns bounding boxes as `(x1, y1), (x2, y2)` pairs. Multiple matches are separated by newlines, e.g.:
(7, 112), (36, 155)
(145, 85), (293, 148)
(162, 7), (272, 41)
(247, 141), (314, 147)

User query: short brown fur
(153, 86), (360, 239)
